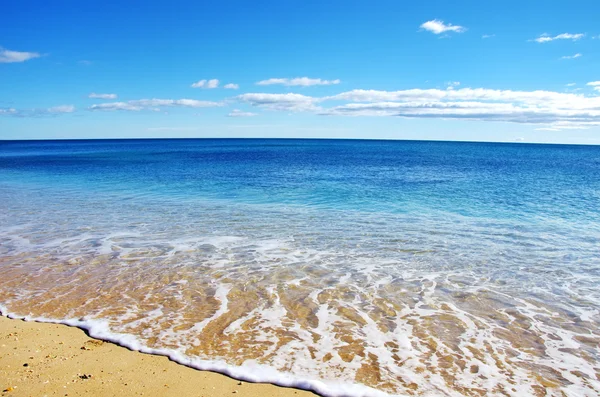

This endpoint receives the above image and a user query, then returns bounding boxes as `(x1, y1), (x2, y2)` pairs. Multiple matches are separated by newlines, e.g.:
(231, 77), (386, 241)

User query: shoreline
(0, 315), (316, 397)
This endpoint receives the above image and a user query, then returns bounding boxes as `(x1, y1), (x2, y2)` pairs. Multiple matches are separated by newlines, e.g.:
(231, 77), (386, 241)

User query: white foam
(579, 308), (598, 322)
(0, 305), (392, 397)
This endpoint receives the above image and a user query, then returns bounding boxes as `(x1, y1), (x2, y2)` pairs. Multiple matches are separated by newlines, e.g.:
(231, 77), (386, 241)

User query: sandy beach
(0, 315), (314, 397)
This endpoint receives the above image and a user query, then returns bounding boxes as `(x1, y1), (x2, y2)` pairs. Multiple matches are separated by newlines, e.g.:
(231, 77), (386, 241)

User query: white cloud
(227, 109), (257, 117)
(89, 98), (222, 111)
(89, 93), (118, 99)
(420, 20), (466, 35)
(256, 77), (341, 87)
(191, 79), (220, 89)
(224, 83), (239, 89)
(236, 93), (319, 112)
(566, 83), (577, 87)
(482, 34), (495, 39)
(533, 33), (584, 43)
(560, 53), (582, 60)
(446, 81), (461, 90)
(587, 81), (600, 92)
(0, 47), (41, 63)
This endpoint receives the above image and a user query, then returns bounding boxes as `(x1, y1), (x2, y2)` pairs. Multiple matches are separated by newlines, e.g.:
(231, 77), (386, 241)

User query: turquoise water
(1, 139), (599, 396)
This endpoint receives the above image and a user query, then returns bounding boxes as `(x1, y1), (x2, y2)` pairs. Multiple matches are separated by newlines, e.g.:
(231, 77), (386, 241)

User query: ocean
(0, 139), (599, 396)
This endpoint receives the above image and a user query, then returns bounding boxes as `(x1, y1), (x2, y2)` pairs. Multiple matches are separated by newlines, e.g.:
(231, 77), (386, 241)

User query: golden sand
(0, 316), (314, 397)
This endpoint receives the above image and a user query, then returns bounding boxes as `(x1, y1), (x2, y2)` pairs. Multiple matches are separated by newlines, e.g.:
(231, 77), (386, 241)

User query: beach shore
(0, 315), (314, 397)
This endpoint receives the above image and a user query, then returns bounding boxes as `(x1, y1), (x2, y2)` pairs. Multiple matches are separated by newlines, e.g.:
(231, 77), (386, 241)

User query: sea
(0, 139), (599, 397)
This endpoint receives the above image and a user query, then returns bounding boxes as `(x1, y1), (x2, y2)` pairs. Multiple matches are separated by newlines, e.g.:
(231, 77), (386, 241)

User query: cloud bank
(11, 80), (599, 132)
(233, 86), (600, 131)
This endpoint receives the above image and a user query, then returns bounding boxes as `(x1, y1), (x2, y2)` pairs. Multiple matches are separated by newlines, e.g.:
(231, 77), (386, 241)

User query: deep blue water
(2, 139), (600, 220)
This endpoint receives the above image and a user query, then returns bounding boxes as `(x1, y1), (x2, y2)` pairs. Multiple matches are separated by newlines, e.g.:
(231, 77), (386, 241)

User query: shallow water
(1, 139), (599, 396)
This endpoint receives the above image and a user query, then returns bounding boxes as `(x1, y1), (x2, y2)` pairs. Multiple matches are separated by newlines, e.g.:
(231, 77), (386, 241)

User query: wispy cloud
(533, 33), (584, 43)
(560, 53), (582, 60)
(47, 105), (75, 113)
(535, 121), (600, 131)
(89, 93), (118, 99)
(227, 109), (257, 117)
(89, 102), (143, 111)
(0, 105), (75, 117)
(89, 98), (222, 111)
(0, 47), (42, 63)
(420, 20), (466, 35)
(236, 93), (319, 112)
(78, 60), (93, 66)
(446, 81), (461, 90)
(566, 83), (577, 87)
(191, 79), (220, 89)
(130, 99), (221, 108)
(256, 77), (340, 87)
(482, 34), (495, 39)
(224, 83), (239, 89)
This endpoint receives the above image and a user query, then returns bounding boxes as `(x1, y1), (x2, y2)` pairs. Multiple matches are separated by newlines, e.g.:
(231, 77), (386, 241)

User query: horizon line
(0, 136), (599, 147)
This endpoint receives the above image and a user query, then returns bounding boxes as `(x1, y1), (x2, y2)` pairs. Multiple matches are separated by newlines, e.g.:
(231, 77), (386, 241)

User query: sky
(1, 0), (600, 144)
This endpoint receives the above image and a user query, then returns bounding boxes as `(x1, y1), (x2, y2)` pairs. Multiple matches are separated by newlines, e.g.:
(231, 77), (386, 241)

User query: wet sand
(0, 315), (314, 397)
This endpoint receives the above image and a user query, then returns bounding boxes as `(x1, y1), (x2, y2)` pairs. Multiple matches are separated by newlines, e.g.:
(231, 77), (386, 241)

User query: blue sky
(1, 0), (600, 143)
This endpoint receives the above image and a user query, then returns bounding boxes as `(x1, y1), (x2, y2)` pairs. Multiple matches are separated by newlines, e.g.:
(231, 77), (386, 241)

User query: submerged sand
(0, 315), (313, 397)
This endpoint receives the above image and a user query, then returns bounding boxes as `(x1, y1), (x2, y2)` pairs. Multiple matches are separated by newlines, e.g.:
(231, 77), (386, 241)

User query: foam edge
(0, 305), (396, 397)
